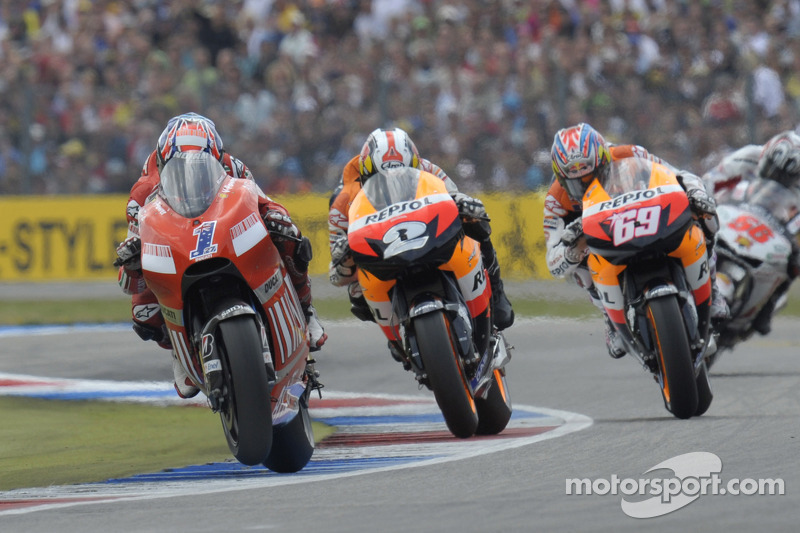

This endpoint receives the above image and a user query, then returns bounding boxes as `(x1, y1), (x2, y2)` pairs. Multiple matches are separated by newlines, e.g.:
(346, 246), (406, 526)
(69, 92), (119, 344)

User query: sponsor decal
(133, 304), (160, 321)
(596, 186), (673, 211)
(190, 221), (218, 261)
(260, 270), (282, 302)
(142, 243), (176, 274)
(230, 213), (267, 256)
(126, 200), (140, 221)
(350, 193), (452, 232)
(160, 304), (183, 326)
(202, 334), (215, 358)
(544, 195), (569, 217)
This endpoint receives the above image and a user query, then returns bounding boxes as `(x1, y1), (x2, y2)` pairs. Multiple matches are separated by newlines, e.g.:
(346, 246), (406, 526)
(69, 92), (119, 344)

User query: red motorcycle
(136, 151), (318, 471)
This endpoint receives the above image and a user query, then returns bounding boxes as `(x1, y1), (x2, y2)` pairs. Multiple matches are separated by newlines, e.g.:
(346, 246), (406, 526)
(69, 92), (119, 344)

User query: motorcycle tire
(414, 310), (479, 438)
(646, 295), (699, 419)
(262, 395), (315, 473)
(217, 315), (273, 466)
(475, 368), (512, 435)
(694, 362), (714, 417)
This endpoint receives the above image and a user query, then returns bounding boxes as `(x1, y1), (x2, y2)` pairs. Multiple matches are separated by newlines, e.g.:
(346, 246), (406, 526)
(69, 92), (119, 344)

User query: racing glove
(329, 235), (357, 287)
(687, 188), (717, 218)
(561, 218), (589, 264)
(263, 210), (300, 240)
(451, 192), (488, 220)
(114, 236), (142, 270)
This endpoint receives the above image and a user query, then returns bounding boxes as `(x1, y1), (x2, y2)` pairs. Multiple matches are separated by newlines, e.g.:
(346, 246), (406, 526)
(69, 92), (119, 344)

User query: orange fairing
(582, 162), (690, 247)
(668, 223), (711, 304)
(587, 253), (626, 324)
(347, 171), (459, 258)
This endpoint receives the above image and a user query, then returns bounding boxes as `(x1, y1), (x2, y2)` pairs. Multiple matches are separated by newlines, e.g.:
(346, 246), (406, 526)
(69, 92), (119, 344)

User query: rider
(115, 112), (327, 398)
(328, 127), (515, 332)
(703, 130), (800, 334)
(544, 122), (728, 358)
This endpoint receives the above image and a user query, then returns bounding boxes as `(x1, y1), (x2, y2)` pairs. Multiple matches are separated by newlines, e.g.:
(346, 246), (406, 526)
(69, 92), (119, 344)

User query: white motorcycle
(709, 177), (800, 367)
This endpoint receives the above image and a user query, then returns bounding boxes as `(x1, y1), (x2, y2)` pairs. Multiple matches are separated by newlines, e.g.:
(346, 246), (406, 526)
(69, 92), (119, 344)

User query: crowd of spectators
(1, 0), (799, 196)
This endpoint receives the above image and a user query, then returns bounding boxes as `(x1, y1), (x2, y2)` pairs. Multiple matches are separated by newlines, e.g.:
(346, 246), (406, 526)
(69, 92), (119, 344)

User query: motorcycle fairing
(582, 160), (692, 263)
(348, 169), (461, 278)
(140, 176), (308, 404)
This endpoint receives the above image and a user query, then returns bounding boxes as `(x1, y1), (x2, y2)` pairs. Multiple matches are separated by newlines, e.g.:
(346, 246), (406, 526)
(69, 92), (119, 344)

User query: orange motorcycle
(345, 167), (513, 438)
(136, 151), (318, 471)
(582, 158), (714, 419)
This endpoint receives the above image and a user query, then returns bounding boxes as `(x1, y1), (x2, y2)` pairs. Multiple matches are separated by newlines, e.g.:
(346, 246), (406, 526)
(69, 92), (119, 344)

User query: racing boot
(708, 249), (730, 321)
(303, 304), (328, 351)
(604, 316), (626, 359)
(710, 279), (730, 321)
(350, 294), (375, 323)
(484, 247), (514, 330)
(388, 340), (411, 371)
(172, 355), (200, 399)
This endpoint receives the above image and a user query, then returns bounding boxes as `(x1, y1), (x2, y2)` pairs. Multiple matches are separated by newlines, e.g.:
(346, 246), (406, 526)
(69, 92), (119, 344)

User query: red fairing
(583, 188), (690, 245)
(348, 195), (460, 258)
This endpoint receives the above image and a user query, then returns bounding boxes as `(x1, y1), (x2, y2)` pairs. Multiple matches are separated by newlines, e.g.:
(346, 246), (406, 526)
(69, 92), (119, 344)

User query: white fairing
(716, 204), (792, 328)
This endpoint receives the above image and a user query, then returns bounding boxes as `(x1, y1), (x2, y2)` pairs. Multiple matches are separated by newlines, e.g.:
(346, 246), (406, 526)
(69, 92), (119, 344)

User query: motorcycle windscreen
(739, 177), (800, 226)
(361, 167), (422, 210)
(582, 158), (692, 263)
(159, 151), (227, 218)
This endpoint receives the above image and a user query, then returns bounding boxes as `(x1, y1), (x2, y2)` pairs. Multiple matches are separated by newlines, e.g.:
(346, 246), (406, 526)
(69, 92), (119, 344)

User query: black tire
(646, 296), (699, 419)
(217, 315), (273, 465)
(475, 369), (513, 435)
(263, 396), (315, 473)
(414, 311), (479, 438)
(694, 362), (714, 416)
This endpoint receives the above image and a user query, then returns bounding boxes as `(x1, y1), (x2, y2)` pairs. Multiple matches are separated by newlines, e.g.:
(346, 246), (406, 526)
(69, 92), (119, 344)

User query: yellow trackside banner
(0, 193), (548, 281)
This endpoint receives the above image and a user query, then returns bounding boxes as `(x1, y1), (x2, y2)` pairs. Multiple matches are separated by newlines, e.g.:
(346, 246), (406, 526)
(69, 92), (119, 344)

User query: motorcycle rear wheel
(262, 394), (315, 473)
(218, 315), (273, 465)
(475, 368), (512, 435)
(647, 296), (699, 419)
(414, 310), (479, 438)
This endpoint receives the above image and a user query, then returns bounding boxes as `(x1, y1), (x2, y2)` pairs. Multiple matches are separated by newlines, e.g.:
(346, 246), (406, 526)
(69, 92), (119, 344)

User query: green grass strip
(0, 396), (334, 491)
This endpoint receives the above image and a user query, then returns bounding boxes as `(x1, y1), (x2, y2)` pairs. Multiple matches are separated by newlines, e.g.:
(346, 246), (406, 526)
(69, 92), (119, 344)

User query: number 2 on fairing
(613, 206), (661, 245)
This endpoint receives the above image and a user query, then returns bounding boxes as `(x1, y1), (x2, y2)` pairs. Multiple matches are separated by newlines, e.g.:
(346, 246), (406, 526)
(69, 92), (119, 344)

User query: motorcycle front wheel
(262, 394), (315, 473)
(414, 310), (479, 438)
(694, 362), (713, 416)
(217, 315), (273, 465)
(475, 369), (512, 435)
(647, 295), (699, 419)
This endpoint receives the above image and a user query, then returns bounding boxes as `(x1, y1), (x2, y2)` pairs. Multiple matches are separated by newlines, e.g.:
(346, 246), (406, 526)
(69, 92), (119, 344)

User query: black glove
(451, 192), (489, 220)
(114, 236), (142, 270)
(263, 210), (300, 240)
(687, 189), (717, 218)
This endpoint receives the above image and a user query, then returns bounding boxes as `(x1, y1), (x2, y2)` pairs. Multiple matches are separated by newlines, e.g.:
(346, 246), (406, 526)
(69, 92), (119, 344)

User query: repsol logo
(600, 187), (667, 210)
(364, 197), (433, 225)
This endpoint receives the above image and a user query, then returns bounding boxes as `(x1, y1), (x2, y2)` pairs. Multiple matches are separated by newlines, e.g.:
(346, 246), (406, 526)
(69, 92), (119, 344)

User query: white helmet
(757, 131), (800, 189)
(358, 128), (420, 180)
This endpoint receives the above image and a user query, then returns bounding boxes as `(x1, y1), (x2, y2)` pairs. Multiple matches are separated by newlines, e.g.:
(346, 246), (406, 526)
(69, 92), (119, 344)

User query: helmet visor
(159, 152), (226, 218)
